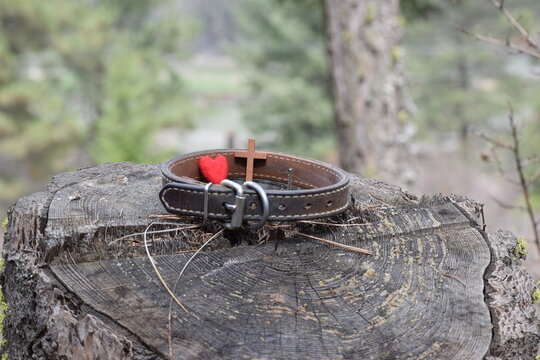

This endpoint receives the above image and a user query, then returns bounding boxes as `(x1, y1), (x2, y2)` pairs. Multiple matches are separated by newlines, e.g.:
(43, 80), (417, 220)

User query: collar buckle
(220, 179), (270, 231)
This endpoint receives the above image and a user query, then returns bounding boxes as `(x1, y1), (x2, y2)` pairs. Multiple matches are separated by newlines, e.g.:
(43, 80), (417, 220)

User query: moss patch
(514, 237), (528, 258)
(365, 2), (377, 25)
(391, 46), (405, 62)
(532, 289), (540, 305)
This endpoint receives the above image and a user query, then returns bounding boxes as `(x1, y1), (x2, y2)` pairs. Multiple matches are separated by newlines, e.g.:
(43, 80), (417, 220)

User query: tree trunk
(323, 0), (416, 185)
(2, 162), (539, 359)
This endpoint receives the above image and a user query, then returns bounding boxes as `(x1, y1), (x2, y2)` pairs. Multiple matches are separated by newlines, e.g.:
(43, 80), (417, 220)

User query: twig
(480, 204), (487, 232)
(456, 26), (540, 60)
(488, 148), (522, 187)
(523, 154), (540, 168)
(286, 229), (372, 255)
(527, 167), (540, 185)
(473, 128), (514, 150)
(488, 0), (540, 50)
(490, 195), (527, 211)
(477, 107), (540, 252)
(467, 1), (540, 252)
(143, 223), (188, 314)
(490, 146), (507, 175)
(508, 108), (540, 250)
(167, 229), (224, 360)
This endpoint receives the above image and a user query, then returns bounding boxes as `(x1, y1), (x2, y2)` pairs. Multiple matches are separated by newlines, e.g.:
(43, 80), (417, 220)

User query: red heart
(199, 155), (229, 184)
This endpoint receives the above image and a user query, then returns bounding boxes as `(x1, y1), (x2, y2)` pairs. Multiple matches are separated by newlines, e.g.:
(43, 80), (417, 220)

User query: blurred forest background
(0, 0), (539, 277)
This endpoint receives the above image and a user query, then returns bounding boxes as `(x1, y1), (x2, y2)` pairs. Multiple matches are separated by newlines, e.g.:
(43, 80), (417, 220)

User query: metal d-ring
(220, 179), (269, 230)
(243, 181), (270, 230)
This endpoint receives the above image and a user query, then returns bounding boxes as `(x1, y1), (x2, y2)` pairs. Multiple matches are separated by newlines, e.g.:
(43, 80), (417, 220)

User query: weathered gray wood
(2, 162), (539, 359)
(484, 230), (540, 359)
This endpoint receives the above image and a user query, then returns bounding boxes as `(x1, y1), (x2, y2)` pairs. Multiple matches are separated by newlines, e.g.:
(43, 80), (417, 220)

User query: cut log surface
(2, 163), (539, 360)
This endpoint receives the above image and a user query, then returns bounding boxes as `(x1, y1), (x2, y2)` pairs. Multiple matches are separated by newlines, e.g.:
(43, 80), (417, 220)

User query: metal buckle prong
(220, 180), (246, 230)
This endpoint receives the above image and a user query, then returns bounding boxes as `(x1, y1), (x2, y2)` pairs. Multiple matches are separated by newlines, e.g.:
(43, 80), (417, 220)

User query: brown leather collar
(159, 149), (350, 230)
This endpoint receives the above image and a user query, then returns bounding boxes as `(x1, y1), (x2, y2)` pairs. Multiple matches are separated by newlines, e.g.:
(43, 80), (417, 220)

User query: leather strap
(159, 149), (350, 224)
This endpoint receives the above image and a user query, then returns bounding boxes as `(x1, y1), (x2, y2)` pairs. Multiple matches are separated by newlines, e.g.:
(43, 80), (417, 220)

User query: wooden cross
(235, 138), (267, 182)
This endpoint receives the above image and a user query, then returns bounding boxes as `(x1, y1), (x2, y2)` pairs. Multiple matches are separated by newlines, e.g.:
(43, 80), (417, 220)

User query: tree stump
(2, 162), (539, 359)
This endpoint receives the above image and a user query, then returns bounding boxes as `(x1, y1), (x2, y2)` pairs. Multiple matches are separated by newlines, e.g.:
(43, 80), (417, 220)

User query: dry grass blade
(109, 224), (201, 246)
(297, 220), (370, 227)
(66, 249), (76, 265)
(507, 110), (540, 250)
(263, 223), (292, 228)
(167, 229), (224, 360)
(143, 223), (188, 314)
(148, 214), (195, 221)
(286, 229), (372, 255)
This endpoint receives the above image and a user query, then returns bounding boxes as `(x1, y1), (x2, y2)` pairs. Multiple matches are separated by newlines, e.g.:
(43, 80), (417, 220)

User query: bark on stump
(2, 162), (539, 359)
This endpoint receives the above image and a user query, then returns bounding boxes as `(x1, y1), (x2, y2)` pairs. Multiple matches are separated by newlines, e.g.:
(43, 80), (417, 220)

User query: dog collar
(159, 146), (350, 230)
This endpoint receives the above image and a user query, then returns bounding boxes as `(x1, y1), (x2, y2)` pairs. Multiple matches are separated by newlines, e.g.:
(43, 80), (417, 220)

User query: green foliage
(515, 236), (528, 258)
(404, 0), (538, 140)
(0, 0), (193, 207)
(237, 0), (540, 161)
(0, 1), (84, 202)
(401, 0), (443, 20)
(235, 0), (335, 158)
(91, 42), (191, 164)
(1, 218), (7, 229)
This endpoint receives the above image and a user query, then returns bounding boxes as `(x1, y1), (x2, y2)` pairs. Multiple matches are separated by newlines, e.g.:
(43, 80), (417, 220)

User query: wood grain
(51, 201), (492, 359)
(2, 162), (538, 359)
